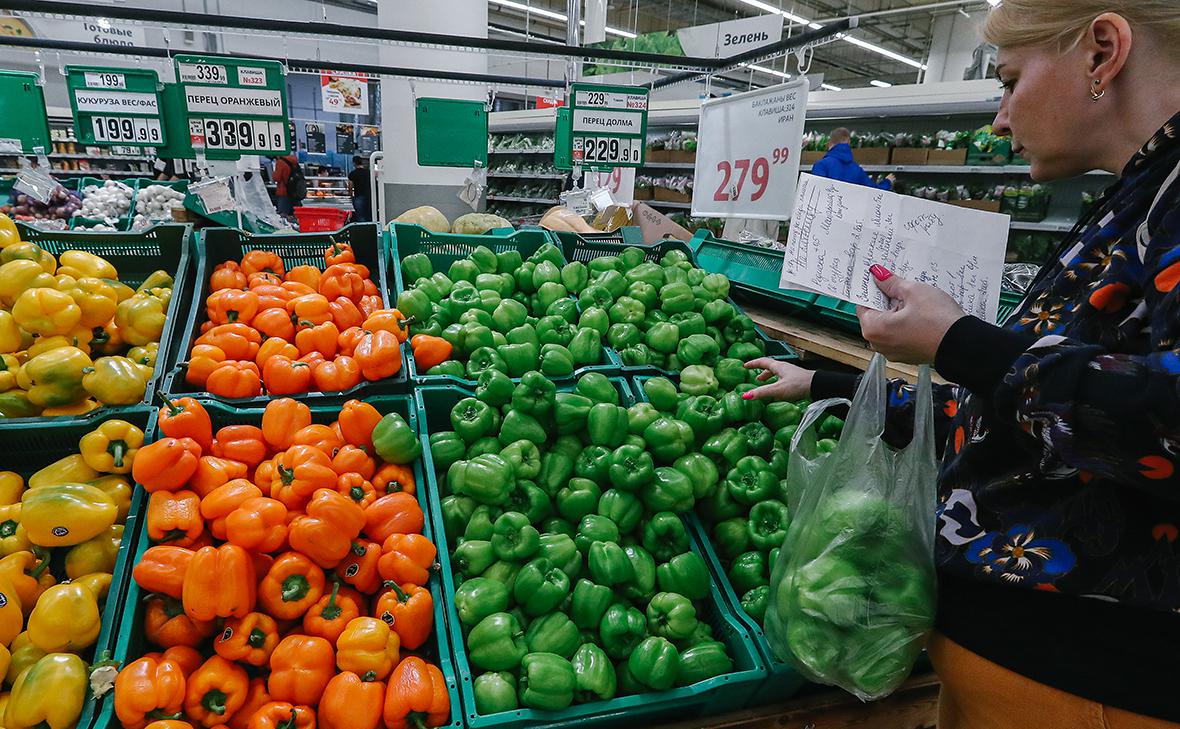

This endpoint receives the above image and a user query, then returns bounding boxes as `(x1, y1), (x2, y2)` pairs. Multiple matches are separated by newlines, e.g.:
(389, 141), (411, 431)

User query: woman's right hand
(742, 358), (815, 401)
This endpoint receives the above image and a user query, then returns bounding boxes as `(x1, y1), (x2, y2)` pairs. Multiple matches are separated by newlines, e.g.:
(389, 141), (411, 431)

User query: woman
(748, 3), (1180, 727)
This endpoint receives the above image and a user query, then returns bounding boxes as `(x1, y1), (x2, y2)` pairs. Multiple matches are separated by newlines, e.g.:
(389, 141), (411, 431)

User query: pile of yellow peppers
(0, 416), (139, 728)
(0, 213), (173, 418)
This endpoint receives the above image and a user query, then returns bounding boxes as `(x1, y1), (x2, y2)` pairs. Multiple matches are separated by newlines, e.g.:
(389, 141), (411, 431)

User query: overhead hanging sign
(321, 73), (369, 116)
(679, 14), (784, 58)
(692, 79), (809, 220)
(0, 70), (50, 154)
(172, 54), (290, 158)
(568, 83), (648, 168)
(66, 65), (166, 147)
(415, 98), (487, 168)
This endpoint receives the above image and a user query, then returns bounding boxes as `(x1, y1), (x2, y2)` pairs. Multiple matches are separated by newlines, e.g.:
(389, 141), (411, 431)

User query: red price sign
(711, 147), (791, 202)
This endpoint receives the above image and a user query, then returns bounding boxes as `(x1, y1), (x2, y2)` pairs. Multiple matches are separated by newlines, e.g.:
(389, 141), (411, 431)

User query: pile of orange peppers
(185, 243), (407, 399)
(116, 397), (449, 729)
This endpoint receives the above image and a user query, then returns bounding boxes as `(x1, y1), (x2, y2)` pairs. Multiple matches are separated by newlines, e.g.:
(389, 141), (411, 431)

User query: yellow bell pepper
(16, 347), (91, 408)
(79, 419), (143, 474)
(0, 354), (18, 392)
(114, 293), (165, 347)
(136, 270), (174, 294)
(26, 334), (77, 359)
(27, 579), (101, 652)
(0, 505), (29, 557)
(0, 473), (22, 506)
(6, 632), (44, 686)
(127, 342), (158, 368)
(40, 399), (99, 417)
(0, 312), (21, 354)
(0, 260), (55, 309)
(0, 392), (39, 419)
(51, 273), (77, 292)
(0, 243), (55, 274)
(82, 356), (148, 406)
(64, 525), (122, 579)
(28, 454), (99, 490)
(11, 287), (82, 338)
(0, 690), (9, 718)
(0, 576), (23, 645)
(64, 277), (119, 329)
(103, 278), (135, 302)
(5, 652), (88, 729)
(21, 482), (117, 548)
(89, 475), (131, 522)
(89, 320), (124, 356)
(56, 250), (117, 281)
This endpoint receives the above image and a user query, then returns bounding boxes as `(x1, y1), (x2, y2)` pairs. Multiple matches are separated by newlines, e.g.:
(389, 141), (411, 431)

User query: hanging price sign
(692, 78), (809, 220)
(66, 66), (166, 147)
(568, 83), (648, 168)
(584, 167), (636, 204)
(171, 55), (290, 159)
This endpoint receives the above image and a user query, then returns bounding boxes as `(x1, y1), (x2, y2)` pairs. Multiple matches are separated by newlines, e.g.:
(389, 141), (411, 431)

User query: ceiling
(487, 0), (993, 90)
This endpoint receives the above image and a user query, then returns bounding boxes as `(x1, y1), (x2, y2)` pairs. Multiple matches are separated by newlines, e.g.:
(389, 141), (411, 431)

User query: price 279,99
(710, 147), (792, 202)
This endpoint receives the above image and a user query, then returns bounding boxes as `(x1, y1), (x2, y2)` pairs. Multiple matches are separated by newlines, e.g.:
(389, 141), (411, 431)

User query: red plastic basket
(294, 205), (351, 232)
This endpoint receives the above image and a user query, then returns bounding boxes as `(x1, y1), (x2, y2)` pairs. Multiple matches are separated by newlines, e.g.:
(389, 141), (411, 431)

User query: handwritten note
(780, 173), (1010, 322)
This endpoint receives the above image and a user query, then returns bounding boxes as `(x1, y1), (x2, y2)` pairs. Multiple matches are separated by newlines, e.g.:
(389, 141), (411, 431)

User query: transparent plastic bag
(764, 354), (937, 701)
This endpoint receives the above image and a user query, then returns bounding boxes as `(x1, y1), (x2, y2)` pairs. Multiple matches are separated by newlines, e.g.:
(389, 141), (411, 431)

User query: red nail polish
(870, 264), (892, 281)
(741, 392), (754, 400)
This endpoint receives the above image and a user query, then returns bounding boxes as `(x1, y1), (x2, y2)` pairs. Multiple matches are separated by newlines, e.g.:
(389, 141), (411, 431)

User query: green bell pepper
(465, 505), (501, 541)
(469, 245), (498, 273)
(608, 296), (645, 325)
(536, 283), (570, 315)
(629, 637), (680, 691)
(578, 284), (614, 312)
(429, 432), (466, 472)
(529, 242), (565, 268)
(478, 290), (503, 315)
(572, 643), (617, 702)
(510, 370), (555, 415)
(554, 392), (593, 436)
(737, 422), (774, 458)
(643, 377), (679, 412)
(643, 418), (693, 463)
(542, 517), (574, 537)
(724, 314), (757, 344)
(474, 671), (518, 714)
(698, 487), (743, 524)
(620, 544), (657, 602)
(536, 532), (581, 580)
(556, 477), (602, 524)
(714, 358), (748, 390)
(618, 344), (653, 367)
(727, 341), (764, 361)
(514, 557), (571, 616)
(673, 453), (719, 499)
(454, 576), (510, 626)
(575, 372), (618, 404)
(574, 514), (619, 554)
(726, 456), (777, 505)
(587, 403), (628, 448)
(646, 592), (699, 640)
(641, 512), (690, 563)
(645, 321), (680, 354)
(701, 428), (748, 468)
(747, 499), (789, 551)
(679, 365), (719, 397)
(597, 488), (643, 535)
(536, 315), (574, 347)
(618, 246), (645, 270)
(741, 585), (770, 622)
(596, 270), (628, 299)
(452, 538), (496, 579)
(676, 641), (733, 687)
(400, 252), (433, 283)
(531, 260), (561, 288)
(769, 448), (790, 479)
(606, 323), (641, 350)
(497, 249), (523, 273)
(468, 436), (502, 459)
(570, 578), (613, 629)
(627, 403), (660, 436)
(574, 445), (613, 486)
(503, 480), (551, 523)
(483, 560), (522, 594)
(642, 465), (697, 514)
(606, 444), (654, 492)
(500, 440), (542, 480)
(627, 281), (659, 310)
(497, 342), (538, 377)
(515, 261), (537, 294)
(476, 369), (515, 408)
(491, 511), (541, 562)
(568, 328), (601, 368)
(467, 612), (528, 671)
(681, 395), (725, 440)
(561, 261), (589, 293)
(728, 551), (769, 595)
(656, 551), (710, 601)
(588, 541), (635, 587)
(492, 299), (528, 333)
(537, 449), (575, 498)
(626, 262), (664, 289)
(478, 273), (513, 298)
(713, 518), (751, 560)
(440, 494), (476, 541)
(702, 299), (735, 326)
(764, 401), (804, 431)
(600, 603), (647, 660)
(578, 306), (609, 336)
(524, 612), (580, 659)
(658, 282), (695, 314)
(499, 410), (546, 447)
(468, 346), (508, 379)
(669, 311), (706, 337)
(449, 454), (514, 505)
(819, 413), (845, 438)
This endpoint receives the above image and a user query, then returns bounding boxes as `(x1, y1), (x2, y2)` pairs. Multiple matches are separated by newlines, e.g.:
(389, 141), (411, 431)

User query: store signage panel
(568, 83), (648, 168)
(173, 54), (290, 157)
(692, 78), (809, 220)
(66, 65), (166, 147)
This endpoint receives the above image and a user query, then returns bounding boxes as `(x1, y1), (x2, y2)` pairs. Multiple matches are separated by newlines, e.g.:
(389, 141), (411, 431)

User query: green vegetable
(570, 578), (613, 629)
(656, 551), (710, 601)
(556, 477), (601, 524)
(641, 512), (689, 563)
(599, 603), (646, 660)
(629, 636), (680, 690)
(468, 612), (528, 671)
(748, 499), (790, 551)
(518, 652), (576, 710)
(536, 533), (581, 580)
(454, 576), (510, 626)
(449, 454), (514, 506)
(588, 541), (635, 587)
(596, 489), (643, 534)
(474, 671), (518, 714)
(491, 511), (541, 562)
(646, 592), (699, 640)
(676, 641), (733, 687)
(524, 612), (580, 658)
(571, 643), (617, 702)
(728, 551), (769, 595)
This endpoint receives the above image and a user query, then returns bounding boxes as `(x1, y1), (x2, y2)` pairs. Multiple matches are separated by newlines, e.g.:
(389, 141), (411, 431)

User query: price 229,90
(711, 147), (792, 202)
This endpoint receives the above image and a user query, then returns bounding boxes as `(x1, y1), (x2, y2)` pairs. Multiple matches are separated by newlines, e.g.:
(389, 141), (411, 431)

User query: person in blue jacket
(810, 127), (895, 190)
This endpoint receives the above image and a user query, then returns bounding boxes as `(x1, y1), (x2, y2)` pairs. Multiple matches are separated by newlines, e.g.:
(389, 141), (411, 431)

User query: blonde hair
(984, 1), (1180, 53)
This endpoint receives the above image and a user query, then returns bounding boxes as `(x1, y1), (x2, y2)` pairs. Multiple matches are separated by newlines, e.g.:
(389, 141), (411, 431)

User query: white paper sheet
(780, 173), (1010, 322)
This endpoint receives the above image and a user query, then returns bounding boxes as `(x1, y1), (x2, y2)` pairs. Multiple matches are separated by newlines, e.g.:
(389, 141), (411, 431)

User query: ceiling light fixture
(820, 82), (843, 91)
(488, 0), (636, 38)
(869, 79), (892, 87)
(743, 63), (791, 79)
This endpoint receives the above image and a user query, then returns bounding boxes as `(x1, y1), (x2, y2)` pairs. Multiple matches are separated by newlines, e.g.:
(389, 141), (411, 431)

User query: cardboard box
(666, 150), (696, 163)
(947, 199), (1002, 213)
(654, 187), (693, 203)
(633, 187), (654, 201)
(630, 202), (693, 242)
(890, 148), (929, 166)
(928, 148), (968, 166)
(801, 150), (826, 165)
(852, 147), (891, 165)
(647, 149), (672, 162)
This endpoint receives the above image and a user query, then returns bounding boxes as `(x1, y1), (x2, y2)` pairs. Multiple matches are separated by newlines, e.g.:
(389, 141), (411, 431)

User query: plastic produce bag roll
(764, 354), (937, 701)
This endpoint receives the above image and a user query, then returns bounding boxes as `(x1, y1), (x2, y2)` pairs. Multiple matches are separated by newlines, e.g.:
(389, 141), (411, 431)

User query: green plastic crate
(547, 227), (646, 247)
(997, 289), (1023, 325)
(0, 407), (151, 729)
(385, 223), (623, 386)
(688, 230), (818, 315)
(163, 222), (406, 404)
(8, 223), (194, 423)
(98, 395), (464, 729)
(415, 379), (769, 729)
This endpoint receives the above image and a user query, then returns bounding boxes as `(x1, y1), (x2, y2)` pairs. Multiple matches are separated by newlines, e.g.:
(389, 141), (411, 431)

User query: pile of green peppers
(431, 371), (738, 714)
(638, 373), (841, 627)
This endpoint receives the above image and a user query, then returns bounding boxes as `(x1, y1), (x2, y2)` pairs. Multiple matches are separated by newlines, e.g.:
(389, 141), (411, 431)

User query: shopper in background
(748, 2), (1180, 727)
(809, 127), (895, 190)
(348, 155), (372, 223)
(272, 153), (306, 215)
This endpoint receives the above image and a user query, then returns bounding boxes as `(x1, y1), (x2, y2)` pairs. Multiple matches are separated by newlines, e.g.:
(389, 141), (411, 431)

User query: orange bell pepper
(190, 457), (251, 499)
(226, 678), (271, 729)
(364, 492), (425, 543)
(372, 464), (416, 496)
(210, 261), (247, 291)
(328, 296), (364, 331)
(252, 309), (297, 342)
(336, 326), (367, 357)
(359, 294), (382, 318)
(294, 320), (339, 358)
(196, 324), (262, 361)
(147, 490), (205, 546)
(206, 361), (263, 399)
(250, 283), (292, 312)
(212, 425), (268, 469)
(208, 289), (260, 326)
(302, 581), (363, 643)
(215, 611), (279, 667)
(133, 546), (194, 599)
(319, 263), (368, 302)
(115, 654), (187, 729)
(354, 330), (402, 381)
(312, 356), (362, 393)
(409, 334), (452, 372)
(383, 657), (450, 729)
(247, 702), (315, 729)
(281, 281), (317, 299)
(255, 337), (299, 370)
(267, 635), (335, 706)
(200, 479), (263, 540)
(338, 400), (381, 451)
(145, 720), (196, 729)
(186, 343), (228, 389)
(331, 444), (376, 480)
(262, 398), (311, 452)
(184, 655), (249, 728)
(337, 473), (376, 510)
(133, 438), (202, 493)
(324, 242), (356, 267)
(377, 534), (436, 587)
(290, 424), (343, 456)
(158, 396), (214, 452)
(285, 265), (322, 291)
(0, 550), (54, 615)
(182, 544), (257, 621)
(153, 645), (204, 677)
(143, 594), (215, 649)
(297, 351), (326, 370)
(376, 582), (434, 651)
(288, 488), (366, 569)
(262, 355), (313, 396)
(258, 552), (326, 620)
(248, 271), (283, 288)
(336, 616), (400, 680)
(225, 497), (288, 553)
(364, 310), (413, 343)
(271, 445), (337, 511)
(241, 250), (286, 278)
(319, 671), (384, 729)
(335, 539), (381, 593)
(286, 293), (331, 327)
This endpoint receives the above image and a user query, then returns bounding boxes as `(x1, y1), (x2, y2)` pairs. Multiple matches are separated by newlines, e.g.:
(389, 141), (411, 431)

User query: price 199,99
(90, 115), (162, 145)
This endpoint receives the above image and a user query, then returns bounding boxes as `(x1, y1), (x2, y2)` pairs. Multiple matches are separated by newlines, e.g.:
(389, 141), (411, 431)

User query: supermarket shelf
(489, 171), (564, 179)
(1010, 217), (1075, 232)
(52, 153), (152, 161)
(642, 162), (696, 170)
(645, 200), (694, 210)
(486, 194), (559, 203)
(0, 168), (146, 175)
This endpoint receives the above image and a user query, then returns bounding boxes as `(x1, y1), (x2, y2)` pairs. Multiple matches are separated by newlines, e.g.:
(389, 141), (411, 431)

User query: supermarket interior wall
(924, 11), (988, 84)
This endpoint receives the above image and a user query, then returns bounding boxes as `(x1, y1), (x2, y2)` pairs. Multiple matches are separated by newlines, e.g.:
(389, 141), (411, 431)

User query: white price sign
(178, 62), (228, 85)
(585, 167), (636, 205)
(691, 78), (809, 220)
(84, 71), (125, 89)
(90, 116), (162, 144)
(575, 136), (643, 166)
(198, 118), (286, 152)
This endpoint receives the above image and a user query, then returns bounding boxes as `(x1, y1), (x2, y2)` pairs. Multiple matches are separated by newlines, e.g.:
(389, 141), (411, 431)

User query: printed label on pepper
(0, 593), (7, 608)
(52, 526), (68, 537)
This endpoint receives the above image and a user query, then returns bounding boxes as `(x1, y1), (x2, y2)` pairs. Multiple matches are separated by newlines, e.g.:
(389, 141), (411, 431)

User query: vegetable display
(77, 181), (134, 225)
(0, 213), (175, 418)
(117, 396), (451, 729)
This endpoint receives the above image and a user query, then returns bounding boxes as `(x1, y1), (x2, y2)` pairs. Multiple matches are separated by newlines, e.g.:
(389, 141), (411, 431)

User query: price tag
(90, 115), (163, 144)
(195, 117), (285, 151)
(179, 62), (228, 85)
(84, 71), (125, 89)
(692, 78), (809, 220)
(66, 66), (167, 148)
(191, 177), (235, 214)
(584, 167), (635, 205)
(567, 83), (648, 169)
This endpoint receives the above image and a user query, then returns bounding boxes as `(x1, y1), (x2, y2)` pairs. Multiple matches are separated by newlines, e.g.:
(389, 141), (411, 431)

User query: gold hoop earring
(1091, 80), (1105, 102)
